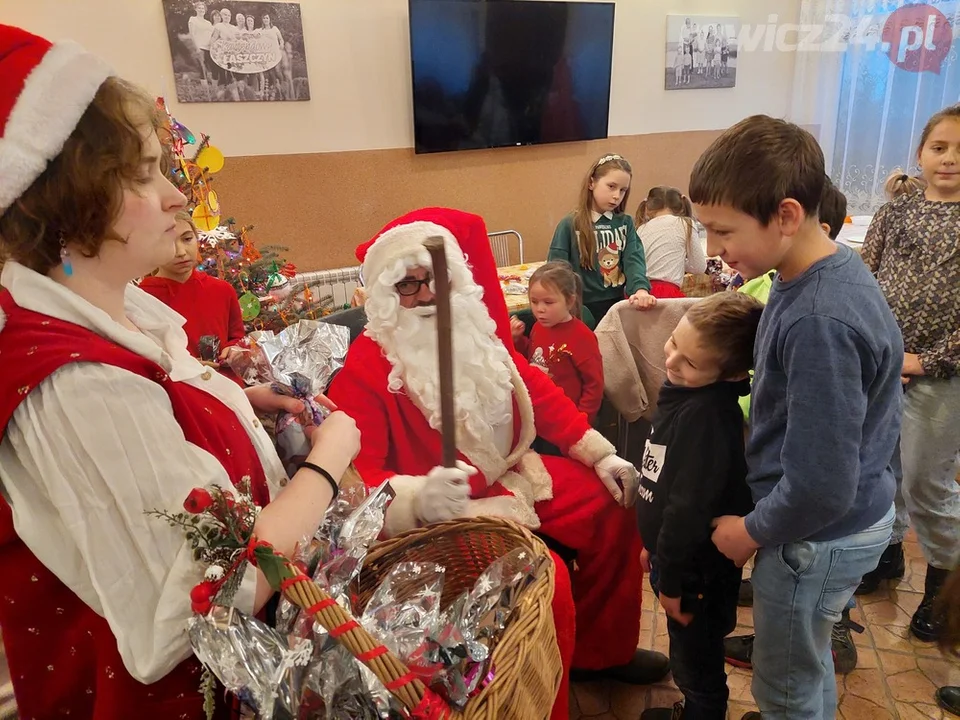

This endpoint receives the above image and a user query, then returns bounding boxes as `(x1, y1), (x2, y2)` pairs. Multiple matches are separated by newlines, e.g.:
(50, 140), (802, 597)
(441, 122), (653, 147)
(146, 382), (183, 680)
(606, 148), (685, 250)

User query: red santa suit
(327, 208), (645, 679)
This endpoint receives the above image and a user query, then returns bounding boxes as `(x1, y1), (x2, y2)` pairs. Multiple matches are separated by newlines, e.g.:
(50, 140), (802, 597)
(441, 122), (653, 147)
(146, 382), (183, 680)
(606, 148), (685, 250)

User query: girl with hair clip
(636, 185), (708, 298)
(509, 261), (604, 429)
(0, 25), (359, 717)
(548, 154), (654, 323)
(861, 104), (960, 646)
(883, 167), (927, 201)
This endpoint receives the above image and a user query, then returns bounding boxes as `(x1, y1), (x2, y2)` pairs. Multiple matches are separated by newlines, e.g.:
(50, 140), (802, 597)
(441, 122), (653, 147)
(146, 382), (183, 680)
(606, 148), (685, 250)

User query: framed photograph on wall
(161, 0), (310, 102)
(665, 15), (740, 91)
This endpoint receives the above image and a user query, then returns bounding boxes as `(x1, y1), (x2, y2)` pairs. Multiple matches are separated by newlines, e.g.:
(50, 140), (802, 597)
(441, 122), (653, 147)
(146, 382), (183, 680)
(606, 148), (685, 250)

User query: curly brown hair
(0, 77), (168, 275)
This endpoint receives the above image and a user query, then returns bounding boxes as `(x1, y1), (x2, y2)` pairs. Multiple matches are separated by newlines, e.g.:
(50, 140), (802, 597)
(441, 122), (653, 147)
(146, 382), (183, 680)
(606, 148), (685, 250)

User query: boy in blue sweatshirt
(689, 116), (903, 719)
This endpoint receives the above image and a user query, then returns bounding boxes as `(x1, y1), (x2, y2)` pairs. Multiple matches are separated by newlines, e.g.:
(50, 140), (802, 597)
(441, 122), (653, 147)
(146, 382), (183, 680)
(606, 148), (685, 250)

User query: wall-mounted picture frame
(666, 15), (740, 90)
(162, 0), (310, 102)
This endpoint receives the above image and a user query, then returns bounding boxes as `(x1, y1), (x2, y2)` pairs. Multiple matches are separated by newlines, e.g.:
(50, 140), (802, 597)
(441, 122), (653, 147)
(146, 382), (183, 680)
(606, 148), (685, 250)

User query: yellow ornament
(192, 203), (220, 232)
(205, 190), (220, 215)
(196, 145), (225, 174)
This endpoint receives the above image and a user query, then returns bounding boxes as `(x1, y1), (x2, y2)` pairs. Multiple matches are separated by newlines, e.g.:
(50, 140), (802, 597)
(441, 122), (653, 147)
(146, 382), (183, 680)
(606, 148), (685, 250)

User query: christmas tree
(158, 98), (341, 332)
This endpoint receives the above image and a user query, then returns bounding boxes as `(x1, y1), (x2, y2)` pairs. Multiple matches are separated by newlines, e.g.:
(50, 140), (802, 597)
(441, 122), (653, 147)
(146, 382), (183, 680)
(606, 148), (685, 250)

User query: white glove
(595, 454), (640, 508)
(414, 462), (476, 525)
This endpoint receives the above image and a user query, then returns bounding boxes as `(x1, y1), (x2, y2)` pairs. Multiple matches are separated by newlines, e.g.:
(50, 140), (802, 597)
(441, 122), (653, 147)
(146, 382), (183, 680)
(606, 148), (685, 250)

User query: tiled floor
(571, 531), (960, 720)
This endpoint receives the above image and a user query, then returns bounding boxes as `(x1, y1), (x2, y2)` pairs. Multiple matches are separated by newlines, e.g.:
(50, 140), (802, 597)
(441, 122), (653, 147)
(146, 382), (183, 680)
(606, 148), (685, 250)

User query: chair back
(488, 230), (524, 267)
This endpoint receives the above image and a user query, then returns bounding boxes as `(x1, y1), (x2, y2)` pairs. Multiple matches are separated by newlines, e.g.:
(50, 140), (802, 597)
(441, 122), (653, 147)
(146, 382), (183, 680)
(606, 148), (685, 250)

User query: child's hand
(629, 289), (657, 310)
(509, 316), (526, 340)
(659, 593), (694, 626)
(640, 548), (651, 573)
(710, 515), (760, 567)
(902, 352), (925, 383)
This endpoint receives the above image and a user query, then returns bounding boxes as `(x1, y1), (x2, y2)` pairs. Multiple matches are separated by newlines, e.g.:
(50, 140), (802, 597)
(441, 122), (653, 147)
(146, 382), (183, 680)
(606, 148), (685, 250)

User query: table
(836, 215), (873, 251)
(496, 262), (719, 311)
(497, 262), (545, 313)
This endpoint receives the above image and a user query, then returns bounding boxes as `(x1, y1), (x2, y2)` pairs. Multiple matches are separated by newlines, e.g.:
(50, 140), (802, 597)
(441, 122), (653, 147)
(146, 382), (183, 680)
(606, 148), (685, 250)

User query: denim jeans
(751, 504), (895, 720)
(651, 558), (742, 720)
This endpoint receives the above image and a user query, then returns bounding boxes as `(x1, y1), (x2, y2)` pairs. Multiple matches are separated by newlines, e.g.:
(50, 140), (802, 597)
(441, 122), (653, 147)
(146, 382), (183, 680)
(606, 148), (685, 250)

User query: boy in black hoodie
(638, 291), (763, 720)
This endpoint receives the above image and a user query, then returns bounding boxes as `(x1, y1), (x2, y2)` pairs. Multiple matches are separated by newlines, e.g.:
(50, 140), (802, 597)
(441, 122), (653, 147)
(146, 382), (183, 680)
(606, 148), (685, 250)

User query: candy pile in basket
(153, 476), (561, 719)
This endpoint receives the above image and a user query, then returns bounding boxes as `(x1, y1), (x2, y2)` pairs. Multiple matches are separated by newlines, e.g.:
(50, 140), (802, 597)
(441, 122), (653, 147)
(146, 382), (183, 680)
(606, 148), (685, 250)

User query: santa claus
(328, 208), (669, 698)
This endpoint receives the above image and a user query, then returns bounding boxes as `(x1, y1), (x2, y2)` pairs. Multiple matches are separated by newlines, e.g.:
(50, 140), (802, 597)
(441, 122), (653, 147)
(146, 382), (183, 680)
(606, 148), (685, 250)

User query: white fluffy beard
(364, 251), (515, 450)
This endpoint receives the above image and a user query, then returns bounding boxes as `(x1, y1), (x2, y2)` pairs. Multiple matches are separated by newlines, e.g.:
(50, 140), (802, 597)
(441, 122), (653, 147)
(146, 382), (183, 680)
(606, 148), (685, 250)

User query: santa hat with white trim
(357, 207), (514, 350)
(0, 24), (113, 214)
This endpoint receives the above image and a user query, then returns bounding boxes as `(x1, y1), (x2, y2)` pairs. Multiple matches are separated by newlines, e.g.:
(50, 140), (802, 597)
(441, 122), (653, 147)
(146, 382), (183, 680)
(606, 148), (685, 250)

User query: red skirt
(649, 279), (687, 299)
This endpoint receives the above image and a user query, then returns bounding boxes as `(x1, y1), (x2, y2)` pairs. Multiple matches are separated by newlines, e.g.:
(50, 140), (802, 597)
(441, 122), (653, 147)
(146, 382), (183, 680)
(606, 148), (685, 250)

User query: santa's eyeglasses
(394, 275), (433, 296)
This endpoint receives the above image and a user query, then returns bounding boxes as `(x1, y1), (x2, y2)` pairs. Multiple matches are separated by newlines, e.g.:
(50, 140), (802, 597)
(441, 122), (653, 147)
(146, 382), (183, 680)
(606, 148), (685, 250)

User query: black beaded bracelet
(296, 461), (340, 499)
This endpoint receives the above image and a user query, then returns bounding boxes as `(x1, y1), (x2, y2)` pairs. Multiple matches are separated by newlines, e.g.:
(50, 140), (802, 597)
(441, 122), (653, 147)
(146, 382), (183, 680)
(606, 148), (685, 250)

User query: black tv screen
(408, 0), (615, 154)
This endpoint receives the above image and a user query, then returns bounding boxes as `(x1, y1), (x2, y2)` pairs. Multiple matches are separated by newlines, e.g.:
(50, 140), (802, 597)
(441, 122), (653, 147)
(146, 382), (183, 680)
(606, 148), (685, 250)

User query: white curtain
(788, 0), (960, 213)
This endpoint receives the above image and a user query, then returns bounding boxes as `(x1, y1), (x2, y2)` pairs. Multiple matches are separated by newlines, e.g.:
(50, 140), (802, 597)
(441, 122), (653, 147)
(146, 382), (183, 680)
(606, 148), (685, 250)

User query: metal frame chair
(487, 230), (524, 267)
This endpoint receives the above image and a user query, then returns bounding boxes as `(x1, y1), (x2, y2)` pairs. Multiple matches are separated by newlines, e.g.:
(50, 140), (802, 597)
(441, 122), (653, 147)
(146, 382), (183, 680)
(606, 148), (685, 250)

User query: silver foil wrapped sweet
(221, 320), (350, 476)
(188, 605), (311, 720)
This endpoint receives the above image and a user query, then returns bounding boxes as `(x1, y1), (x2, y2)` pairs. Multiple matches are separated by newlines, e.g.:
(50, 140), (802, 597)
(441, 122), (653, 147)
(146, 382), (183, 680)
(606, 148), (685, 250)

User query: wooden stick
(423, 236), (457, 469)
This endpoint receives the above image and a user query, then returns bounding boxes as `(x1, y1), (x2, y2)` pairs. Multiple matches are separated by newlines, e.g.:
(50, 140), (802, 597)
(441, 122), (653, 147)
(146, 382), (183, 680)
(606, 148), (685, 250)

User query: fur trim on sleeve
(383, 474), (427, 537)
(568, 429), (616, 468)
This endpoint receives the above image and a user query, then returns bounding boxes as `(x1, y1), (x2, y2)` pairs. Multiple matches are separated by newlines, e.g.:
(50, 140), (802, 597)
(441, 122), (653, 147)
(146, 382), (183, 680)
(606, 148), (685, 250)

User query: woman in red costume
(0, 24), (359, 718)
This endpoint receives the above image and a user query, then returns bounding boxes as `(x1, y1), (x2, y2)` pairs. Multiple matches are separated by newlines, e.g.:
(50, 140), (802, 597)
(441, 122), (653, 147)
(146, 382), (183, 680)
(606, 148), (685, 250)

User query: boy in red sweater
(511, 262), (604, 455)
(139, 210), (246, 366)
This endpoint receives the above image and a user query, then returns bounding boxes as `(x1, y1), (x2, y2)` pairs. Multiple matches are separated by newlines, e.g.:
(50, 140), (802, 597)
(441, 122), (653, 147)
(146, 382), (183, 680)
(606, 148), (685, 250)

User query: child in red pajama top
(139, 210), (246, 365)
(510, 261), (604, 438)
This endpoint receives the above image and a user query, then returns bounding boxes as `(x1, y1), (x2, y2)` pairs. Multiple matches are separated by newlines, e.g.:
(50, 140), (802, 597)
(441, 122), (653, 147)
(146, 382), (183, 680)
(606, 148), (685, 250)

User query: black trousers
(651, 559), (742, 720)
(584, 297), (622, 325)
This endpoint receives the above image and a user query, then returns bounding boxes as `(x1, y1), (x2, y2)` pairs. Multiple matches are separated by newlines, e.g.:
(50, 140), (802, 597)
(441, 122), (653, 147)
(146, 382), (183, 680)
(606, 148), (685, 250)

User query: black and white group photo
(162, 0), (310, 102)
(665, 14), (740, 91)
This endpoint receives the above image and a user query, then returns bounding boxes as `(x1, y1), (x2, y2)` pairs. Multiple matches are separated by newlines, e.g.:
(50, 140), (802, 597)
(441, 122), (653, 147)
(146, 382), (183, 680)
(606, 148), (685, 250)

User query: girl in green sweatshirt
(548, 154), (654, 322)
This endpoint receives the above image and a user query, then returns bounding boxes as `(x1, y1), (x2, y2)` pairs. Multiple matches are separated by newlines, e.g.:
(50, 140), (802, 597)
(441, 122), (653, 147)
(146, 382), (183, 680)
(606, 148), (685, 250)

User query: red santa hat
(358, 207), (513, 349)
(0, 24), (113, 214)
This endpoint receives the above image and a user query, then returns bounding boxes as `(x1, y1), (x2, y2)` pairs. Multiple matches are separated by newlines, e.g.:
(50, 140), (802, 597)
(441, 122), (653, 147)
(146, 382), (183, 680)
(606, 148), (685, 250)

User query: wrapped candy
(274, 482), (369, 636)
(188, 606), (311, 719)
(258, 320), (349, 475)
(360, 562), (446, 660)
(222, 320), (350, 474)
(313, 480), (394, 602)
(300, 640), (401, 719)
(197, 334), (221, 364)
(414, 547), (547, 709)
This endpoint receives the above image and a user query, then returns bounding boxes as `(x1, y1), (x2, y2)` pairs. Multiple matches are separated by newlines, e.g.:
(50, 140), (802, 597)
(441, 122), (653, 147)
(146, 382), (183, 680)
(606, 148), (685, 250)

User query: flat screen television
(408, 0), (616, 154)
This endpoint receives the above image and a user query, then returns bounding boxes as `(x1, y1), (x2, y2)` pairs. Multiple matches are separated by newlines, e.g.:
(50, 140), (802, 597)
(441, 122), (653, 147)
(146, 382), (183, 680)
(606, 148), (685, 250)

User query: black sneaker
(725, 616), (862, 674)
(738, 579), (754, 608)
(831, 609), (863, 675)
(571, 649), (670, 685)
(856, 542), (905, 595)
(724, 633), (754, 669)
(936, 686), (960, 716)
(641, 701), (684, 720)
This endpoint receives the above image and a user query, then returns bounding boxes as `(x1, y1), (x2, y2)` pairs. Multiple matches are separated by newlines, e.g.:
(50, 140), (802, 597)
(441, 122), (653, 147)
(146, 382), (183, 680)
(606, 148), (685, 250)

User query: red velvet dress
(0, 291), (269, 719)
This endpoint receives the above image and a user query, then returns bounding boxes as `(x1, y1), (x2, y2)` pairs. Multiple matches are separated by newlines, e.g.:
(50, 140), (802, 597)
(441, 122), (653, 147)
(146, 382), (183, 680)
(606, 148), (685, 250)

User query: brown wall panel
(213, 130), (727, 272)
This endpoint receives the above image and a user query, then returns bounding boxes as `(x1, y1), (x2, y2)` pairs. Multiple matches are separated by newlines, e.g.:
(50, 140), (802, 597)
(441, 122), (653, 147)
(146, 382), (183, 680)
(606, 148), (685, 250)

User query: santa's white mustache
(402, 303), (438, 317)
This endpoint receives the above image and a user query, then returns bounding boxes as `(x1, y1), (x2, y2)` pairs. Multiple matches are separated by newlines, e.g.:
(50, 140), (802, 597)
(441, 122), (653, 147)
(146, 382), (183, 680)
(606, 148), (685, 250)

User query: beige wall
(6, 0), (802, 270)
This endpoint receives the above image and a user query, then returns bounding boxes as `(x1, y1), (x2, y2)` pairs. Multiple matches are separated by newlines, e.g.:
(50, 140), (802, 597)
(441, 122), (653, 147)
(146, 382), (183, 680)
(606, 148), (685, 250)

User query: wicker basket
(277, 517), (562, 719)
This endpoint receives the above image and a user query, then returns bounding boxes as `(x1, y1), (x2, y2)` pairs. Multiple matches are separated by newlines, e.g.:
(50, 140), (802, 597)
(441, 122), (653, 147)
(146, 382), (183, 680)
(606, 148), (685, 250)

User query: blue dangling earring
(60, 237), (74, 277)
